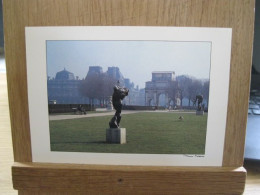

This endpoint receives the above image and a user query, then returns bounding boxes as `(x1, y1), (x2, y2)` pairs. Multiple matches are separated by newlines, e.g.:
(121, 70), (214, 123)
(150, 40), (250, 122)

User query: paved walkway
(49, 110), (196, 121)
(49, 110), (141, 121)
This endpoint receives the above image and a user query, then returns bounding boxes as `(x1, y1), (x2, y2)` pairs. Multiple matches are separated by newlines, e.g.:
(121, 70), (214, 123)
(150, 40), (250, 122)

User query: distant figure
(109, 82), (129, 128)
(77, 105), (86, 115)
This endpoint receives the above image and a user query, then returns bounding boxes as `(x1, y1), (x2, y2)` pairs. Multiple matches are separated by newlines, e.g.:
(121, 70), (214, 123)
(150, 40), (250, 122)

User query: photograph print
(47, 40), (211, 155)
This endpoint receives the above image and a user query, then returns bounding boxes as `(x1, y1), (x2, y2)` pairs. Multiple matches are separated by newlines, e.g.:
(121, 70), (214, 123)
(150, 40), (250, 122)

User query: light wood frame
(3, 0), (255, 194)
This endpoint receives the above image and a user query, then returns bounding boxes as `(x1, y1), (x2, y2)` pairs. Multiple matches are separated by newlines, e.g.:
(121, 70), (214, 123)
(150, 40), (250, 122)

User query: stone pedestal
(106, 128), (126, 144)
(196, 110), (204, 115)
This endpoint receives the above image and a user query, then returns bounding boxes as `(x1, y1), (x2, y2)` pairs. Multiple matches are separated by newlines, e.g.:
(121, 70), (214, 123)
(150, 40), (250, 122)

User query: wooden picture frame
(3, 0), (255, 194)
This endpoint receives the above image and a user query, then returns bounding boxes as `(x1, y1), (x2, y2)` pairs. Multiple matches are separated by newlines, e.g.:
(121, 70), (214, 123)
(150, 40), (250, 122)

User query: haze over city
(47, 40), (211, 88)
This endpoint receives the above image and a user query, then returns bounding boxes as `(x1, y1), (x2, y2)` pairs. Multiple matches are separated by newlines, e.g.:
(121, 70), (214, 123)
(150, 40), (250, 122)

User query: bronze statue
(194, 95), (203, 111)
(109, 83), (129, 128)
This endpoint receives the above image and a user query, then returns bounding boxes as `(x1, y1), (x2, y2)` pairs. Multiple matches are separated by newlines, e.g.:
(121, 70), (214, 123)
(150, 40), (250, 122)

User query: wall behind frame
(3, 0), (255, 166)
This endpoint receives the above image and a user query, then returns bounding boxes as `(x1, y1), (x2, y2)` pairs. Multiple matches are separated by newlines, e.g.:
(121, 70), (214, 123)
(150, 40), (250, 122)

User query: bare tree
(80, 73), (117, 107)
(188, 80), (203, 106)
(167, 81), (179, 106)
(80, 73), (98, 105)
(201, 80), (210, 107)
(176, 75), (192, 107)
(98, 74), (117, 106)
(177, 75), (206, 107)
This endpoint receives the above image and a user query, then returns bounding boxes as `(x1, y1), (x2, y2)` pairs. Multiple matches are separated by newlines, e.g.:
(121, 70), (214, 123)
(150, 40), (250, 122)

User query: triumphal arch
(145, 71), (180, 107)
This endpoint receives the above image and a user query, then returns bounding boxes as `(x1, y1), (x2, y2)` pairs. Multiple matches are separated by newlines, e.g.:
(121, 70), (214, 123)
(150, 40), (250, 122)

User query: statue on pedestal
(107, 96), (113, 110)
(109, 82), (129, 128)
(194, 95), (204, 111)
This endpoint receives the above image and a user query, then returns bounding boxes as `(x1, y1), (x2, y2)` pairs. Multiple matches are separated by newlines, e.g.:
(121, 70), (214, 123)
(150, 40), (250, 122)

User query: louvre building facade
(47, 66), (145, 105)
(47, 68), (88, 104)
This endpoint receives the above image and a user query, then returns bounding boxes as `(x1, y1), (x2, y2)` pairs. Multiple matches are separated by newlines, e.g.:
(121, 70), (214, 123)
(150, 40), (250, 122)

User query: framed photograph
(26, 26), (232, 166)
(5, 0), (254, 194)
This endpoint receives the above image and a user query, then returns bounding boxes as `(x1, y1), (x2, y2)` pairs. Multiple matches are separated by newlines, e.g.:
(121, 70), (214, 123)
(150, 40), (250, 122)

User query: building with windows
(47, 68), (88, 104)
(47, 66), (144, 105)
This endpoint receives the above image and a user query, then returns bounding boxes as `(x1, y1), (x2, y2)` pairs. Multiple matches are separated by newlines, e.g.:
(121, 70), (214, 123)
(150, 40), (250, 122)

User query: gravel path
(49, 110), (141, 121)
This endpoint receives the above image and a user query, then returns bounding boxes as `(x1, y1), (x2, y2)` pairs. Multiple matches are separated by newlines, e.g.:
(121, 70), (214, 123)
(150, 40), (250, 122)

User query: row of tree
(168, 75), (209, 107)
(79, 73), (117, 106)
(79, 72), (210, 108)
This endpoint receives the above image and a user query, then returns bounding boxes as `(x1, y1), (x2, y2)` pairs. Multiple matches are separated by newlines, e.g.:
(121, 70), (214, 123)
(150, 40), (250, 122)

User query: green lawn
(49, 112), (207, 154)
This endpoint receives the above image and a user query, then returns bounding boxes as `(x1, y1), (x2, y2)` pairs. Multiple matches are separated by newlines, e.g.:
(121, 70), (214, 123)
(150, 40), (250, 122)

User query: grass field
(49, 112), (207, 154)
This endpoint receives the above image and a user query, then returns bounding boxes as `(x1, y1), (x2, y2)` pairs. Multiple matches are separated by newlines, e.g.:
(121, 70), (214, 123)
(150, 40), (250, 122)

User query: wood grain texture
(3, 0), (255, 166)
(3, 0), (32, 162)
(2, 0), (255, 194)
(0, 73), (17, 195)
(12, 162), (246, 195)
(223, 0), (255, 167)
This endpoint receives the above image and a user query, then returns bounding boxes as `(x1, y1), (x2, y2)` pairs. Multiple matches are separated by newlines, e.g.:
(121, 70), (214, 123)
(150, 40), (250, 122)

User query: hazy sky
(47, 40), (211, 88)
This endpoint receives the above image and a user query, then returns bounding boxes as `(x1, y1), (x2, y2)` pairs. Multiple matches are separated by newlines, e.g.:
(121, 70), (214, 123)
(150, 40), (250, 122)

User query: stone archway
(145, 71), (179, 107)
(169, 99), (175, 107)
(158, 93), (165, 107)
(148, 98), (155, 106)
